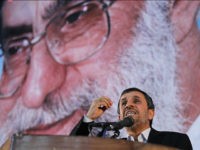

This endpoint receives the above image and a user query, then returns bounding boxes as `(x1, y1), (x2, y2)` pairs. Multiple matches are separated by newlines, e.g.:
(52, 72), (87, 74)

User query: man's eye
(66, 11), (84, 24)
(122, 101), (127, 106)
(134, 99), (140, 103)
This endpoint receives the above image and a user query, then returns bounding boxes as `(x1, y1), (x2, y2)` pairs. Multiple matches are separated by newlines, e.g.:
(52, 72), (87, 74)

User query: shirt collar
(127, 128), (151, 143)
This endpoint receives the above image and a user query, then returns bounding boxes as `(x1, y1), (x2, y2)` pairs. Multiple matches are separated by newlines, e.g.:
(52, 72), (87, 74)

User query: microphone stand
(89, 116), (133, 138)
(110, 129), (120, 139)
(97, 127), (108, 137)
(91, 125), (120, 138)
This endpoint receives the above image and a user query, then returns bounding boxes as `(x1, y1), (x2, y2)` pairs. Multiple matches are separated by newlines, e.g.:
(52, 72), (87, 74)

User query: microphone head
(108, 116), (134, 130)
(122, 116), (134, 127)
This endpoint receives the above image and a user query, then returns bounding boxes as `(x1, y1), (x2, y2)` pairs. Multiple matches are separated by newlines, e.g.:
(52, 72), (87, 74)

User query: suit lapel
(147, 128), (161, 143)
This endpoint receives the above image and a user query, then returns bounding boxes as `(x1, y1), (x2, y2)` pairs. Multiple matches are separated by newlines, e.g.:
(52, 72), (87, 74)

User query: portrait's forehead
(2, 1), (36, 28)
(1, 1), (57, 37)
(36, 0), (57, 19)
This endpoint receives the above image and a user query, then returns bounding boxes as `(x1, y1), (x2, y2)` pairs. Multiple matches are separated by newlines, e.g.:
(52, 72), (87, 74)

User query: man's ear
(170, 0), (200, 43)
(148, 109), (154, 120)
(118, 115), (123, 121)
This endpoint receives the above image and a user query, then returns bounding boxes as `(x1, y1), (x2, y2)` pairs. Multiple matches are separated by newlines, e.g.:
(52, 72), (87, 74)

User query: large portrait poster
(0, 0), (200, 149)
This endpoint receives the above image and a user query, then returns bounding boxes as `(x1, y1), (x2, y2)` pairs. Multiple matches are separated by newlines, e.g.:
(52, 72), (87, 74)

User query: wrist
(83, 115), (94, 123)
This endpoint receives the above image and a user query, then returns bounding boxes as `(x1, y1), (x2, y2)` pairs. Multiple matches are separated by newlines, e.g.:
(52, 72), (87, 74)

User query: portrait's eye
(46, 1), (109, 64)
(6, 46), (21, 57)
(4, 38), (29, 58)
(64, 3), (98, 25)
(66, 11), (84, 24)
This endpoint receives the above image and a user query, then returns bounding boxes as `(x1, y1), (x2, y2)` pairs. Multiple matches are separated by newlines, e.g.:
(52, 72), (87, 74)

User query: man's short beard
(0, 0), (189, 146)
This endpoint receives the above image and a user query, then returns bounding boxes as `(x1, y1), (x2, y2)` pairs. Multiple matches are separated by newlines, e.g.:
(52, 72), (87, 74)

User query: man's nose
(21, 40), (66, 108)
(125, 100), (135, 108)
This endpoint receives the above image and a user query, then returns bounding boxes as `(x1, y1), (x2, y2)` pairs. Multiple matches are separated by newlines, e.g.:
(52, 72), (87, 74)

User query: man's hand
(86, 97), (113, 120)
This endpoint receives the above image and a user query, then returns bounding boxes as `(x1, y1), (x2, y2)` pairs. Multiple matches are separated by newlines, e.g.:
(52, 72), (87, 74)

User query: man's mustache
(123, 106), (138, 117)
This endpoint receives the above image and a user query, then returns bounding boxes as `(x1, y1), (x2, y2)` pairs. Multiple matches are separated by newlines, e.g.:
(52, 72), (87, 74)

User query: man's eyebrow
(120, 97), (127, 102)
(42, 0), (74, 20)
(2, 25), (32, 40)
(133, 96), (140, 99)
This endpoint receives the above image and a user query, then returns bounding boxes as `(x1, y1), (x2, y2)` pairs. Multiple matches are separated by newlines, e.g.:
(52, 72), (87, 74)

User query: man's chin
(24, 109), (86, 135)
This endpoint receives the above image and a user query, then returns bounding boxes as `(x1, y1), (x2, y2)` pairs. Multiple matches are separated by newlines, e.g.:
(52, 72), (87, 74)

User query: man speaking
(71, 88), (192, 150)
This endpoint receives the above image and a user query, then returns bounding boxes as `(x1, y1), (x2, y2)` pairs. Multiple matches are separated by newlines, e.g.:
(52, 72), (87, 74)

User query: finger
(98, 105), (107, 111)
(97, 98), (113, 111)
(101, 96), (113, 105)
(97, 97), (113, 107)
(97, 101), (110, 110)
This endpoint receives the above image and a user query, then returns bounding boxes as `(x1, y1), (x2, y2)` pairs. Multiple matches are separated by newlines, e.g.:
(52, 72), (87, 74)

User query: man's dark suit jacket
(70, 117), (192, 150)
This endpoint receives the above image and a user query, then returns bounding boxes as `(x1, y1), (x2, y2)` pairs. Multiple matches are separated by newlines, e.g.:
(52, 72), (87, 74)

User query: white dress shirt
(127, 128), (150, 143)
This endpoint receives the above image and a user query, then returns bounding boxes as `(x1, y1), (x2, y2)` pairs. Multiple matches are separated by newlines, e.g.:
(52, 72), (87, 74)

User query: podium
(10, 135), (176, 150)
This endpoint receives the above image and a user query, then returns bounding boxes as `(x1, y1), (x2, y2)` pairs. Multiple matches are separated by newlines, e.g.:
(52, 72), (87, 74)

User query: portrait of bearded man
(0, 0), (199, 149)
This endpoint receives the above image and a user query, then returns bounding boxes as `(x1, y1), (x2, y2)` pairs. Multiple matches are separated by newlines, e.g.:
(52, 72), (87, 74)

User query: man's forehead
(120, 91), (144, 100)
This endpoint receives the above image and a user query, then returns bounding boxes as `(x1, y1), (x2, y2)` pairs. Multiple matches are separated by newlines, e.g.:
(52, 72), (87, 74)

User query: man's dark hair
(117, 87), (155, 126)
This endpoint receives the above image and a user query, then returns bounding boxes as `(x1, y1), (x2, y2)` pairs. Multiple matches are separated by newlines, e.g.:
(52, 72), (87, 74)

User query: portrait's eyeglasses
(0, 0), (113, 98)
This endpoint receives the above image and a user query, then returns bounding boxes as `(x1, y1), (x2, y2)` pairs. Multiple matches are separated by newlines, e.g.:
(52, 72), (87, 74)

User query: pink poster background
(0, 0), (200, 149)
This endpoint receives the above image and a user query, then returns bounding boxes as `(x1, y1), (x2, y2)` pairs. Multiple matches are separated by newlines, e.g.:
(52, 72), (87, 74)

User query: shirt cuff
(83, 115), (93, 123)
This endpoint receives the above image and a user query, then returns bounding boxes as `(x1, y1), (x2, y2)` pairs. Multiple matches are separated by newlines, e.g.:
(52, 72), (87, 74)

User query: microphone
(107, 116), (134, 130)
(89, 116), (134, 131)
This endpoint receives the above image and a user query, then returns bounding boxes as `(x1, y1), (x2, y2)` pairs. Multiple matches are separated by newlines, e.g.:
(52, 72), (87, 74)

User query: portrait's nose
(21, 40), (66, 108)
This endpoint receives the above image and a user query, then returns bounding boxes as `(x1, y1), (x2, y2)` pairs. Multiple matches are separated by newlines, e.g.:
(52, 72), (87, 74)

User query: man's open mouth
(124, 109), (137, 117)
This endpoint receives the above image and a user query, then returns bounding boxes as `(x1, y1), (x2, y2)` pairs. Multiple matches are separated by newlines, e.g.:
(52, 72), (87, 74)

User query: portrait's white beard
(0, 1), (187, 146)
(121, 1), (187, 132)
